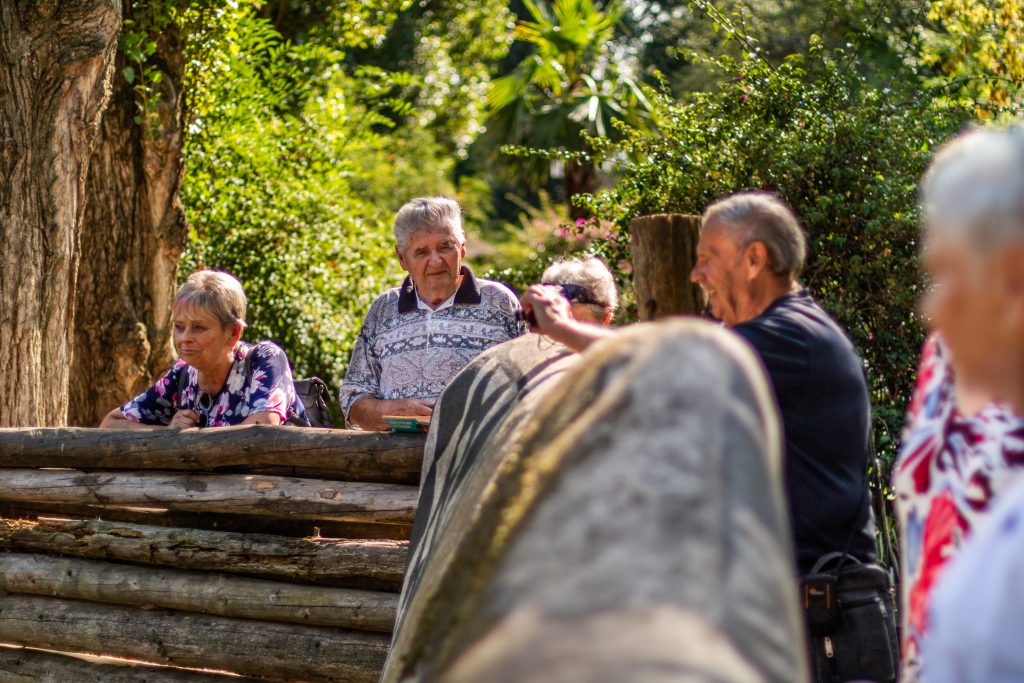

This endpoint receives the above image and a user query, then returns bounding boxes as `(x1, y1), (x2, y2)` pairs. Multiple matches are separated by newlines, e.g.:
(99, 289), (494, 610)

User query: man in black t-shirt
(689, 192), (876, 573)
(519, 192), (876, 573)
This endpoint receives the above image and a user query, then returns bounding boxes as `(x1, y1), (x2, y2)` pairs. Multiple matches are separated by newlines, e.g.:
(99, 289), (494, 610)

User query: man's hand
(522, 284), (575, 336)
(347, 396), (434, 431)
(168, 409), (201, 429)
(385, 398), (435, 417)
(520, 285), (613, 353)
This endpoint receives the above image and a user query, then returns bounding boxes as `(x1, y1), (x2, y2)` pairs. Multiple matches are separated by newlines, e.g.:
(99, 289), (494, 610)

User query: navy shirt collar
(398, 265), (481, 314)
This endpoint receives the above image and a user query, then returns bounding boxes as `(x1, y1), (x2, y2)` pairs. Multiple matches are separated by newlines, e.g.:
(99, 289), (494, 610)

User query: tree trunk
(70, 5), (189, 427)
(0, 1), (122, 427)
(0, 594), (389, 683)
(0, 518), (408, 590)
(563, 159), (596, 221)
(0, 553), (398, 631)
(629, 214), (707, 320)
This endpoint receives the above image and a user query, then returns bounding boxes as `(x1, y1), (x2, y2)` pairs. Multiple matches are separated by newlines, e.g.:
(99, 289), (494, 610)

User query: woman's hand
(167, 409), (201, 429)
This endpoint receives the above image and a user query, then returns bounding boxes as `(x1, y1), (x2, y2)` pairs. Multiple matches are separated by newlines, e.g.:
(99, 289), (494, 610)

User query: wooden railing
(0, 425), (425, 682)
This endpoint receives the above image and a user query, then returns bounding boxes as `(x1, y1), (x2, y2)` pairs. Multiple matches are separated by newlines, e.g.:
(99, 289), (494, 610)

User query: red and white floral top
(894, 336), (1024, 681)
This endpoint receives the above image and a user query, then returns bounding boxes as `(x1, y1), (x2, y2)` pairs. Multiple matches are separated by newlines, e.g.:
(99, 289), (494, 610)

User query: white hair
(922, 125), (1024, 248)
(702, 192), (807, 278)
(542, 257), (619, 314)
(393, 197), (466, 252)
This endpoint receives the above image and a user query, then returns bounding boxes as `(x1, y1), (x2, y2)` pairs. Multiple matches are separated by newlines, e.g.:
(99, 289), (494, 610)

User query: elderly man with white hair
(340, 197), (526, 431)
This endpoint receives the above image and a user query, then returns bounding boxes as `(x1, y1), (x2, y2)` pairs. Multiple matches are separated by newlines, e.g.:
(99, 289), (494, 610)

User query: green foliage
(632, 0), (928, 96)
(358, 0), (515, 156)
(484, 0), (652, 187)
(180, 7), (455, 389)
(577, 38), (966, 461)
(914, 0), (1024, 118)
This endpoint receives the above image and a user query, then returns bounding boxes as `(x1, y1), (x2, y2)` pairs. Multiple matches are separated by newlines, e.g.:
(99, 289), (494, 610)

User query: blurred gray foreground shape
(383, 320), (808, 683)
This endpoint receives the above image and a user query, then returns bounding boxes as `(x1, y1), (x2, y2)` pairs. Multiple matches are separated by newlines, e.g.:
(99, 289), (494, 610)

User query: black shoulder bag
(799, 430), (900, 683)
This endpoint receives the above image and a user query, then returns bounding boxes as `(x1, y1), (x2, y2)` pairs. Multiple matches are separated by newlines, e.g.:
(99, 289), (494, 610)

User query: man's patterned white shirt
(339, 267), (526, 422)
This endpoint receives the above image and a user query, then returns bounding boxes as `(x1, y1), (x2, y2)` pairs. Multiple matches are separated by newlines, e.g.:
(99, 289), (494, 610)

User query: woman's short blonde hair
(174, 270), (247, 329)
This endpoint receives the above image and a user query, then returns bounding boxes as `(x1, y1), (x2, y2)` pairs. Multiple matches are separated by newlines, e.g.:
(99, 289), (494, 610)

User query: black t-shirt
(734, 290), (876, 574)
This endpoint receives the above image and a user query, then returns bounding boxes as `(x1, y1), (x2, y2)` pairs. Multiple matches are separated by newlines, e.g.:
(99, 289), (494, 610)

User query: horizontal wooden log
(0, 518), (407, 591)
(0, 469), (417, 525)
(0, 594), (389, 682)
(0, 553), (397, 632)
(0, 501), (412, 540)
(0, 645), (261, 682)
(0, 425), (424, 484)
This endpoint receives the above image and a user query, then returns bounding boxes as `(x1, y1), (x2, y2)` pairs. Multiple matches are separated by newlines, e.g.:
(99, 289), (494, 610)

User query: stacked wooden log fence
(0, 425), (425, 682)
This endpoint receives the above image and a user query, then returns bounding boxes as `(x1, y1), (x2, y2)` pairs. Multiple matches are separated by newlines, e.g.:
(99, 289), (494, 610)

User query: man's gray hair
(174, 270), (247, 329)
(542, 256), (619, 315)
(921, 125), (1024, 248)
(702, 192), (807, 278)
(394, 197), (466, 252)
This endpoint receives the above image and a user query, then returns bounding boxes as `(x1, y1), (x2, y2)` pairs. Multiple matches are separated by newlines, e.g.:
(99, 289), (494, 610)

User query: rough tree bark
(70, 4), (189, 426)
(0, 1), (122, 426)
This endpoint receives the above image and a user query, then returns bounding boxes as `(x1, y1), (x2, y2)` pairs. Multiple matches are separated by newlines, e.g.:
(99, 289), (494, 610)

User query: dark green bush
(579, 46), (967, 460)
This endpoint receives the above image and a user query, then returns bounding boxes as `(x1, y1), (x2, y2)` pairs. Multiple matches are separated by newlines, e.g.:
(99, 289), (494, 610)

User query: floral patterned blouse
(894, 336), (1024, 681)
(121, 341), (309, 427)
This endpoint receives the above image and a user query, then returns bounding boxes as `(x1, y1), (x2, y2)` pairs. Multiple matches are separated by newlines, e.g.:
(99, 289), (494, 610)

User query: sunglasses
(540, 282), (605, 307)
(517, 282), (606, 326)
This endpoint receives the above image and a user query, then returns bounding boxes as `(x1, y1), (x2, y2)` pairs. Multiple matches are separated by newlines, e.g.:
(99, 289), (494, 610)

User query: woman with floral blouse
(100, 270), (308, 429)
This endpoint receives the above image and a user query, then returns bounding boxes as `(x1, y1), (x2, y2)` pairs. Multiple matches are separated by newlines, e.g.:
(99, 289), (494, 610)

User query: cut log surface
(629, 214), (706, 320)
(0, 425), (424, 484)
(0, 594), (389, 683)
(0, 553), (397, 632)
(0, 518), (407, 591)
(0, 645), (261, 682)
(0, 469), (417, 525)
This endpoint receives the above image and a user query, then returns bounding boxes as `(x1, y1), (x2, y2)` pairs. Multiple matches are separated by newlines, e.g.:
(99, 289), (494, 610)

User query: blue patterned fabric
(121, 340), (309, 427)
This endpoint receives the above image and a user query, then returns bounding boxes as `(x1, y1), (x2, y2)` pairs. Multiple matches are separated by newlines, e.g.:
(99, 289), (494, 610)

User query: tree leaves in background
(181, 6), (456, 390)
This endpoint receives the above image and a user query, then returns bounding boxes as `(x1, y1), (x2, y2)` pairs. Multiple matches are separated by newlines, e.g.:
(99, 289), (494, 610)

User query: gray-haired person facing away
(539, 257), (618, 327)
(339, 197), (526, 431)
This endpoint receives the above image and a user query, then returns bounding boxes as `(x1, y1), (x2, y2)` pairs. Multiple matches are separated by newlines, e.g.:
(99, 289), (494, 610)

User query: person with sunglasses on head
(527, 257), (618, 329)
(99, 270), (309, 429)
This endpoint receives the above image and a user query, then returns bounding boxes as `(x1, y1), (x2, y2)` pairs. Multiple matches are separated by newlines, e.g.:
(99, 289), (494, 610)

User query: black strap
(868, 423), (900, 583)
(859, 362), (900, 585)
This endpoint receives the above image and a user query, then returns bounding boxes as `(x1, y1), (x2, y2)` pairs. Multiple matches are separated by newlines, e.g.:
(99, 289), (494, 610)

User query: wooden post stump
(629, 214), (706, 320)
